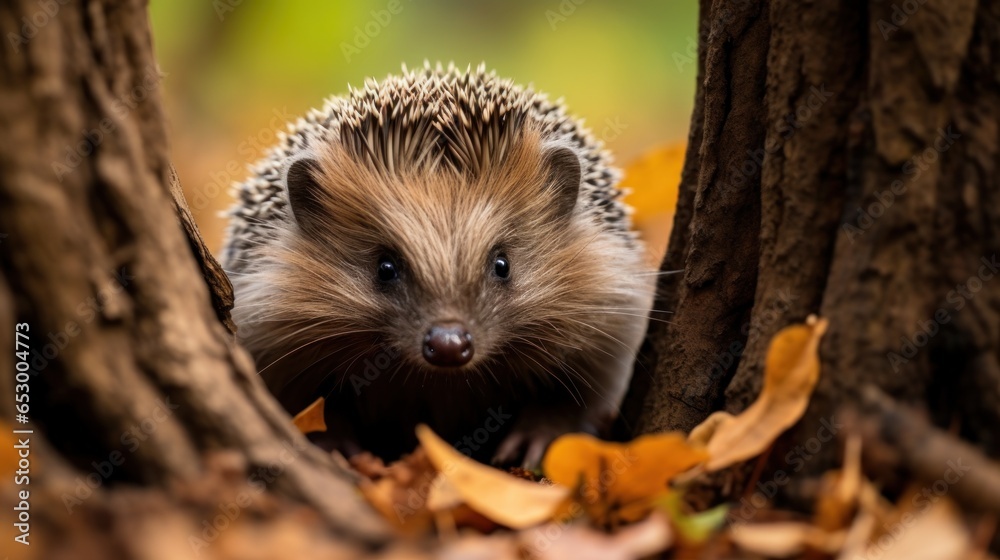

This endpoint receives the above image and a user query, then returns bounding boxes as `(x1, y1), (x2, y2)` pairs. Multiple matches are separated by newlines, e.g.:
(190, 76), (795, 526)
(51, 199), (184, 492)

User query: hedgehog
(222, 63), (656, 467)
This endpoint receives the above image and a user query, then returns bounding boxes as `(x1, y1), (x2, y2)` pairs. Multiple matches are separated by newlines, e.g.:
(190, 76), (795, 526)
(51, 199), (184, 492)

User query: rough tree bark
(630, 0), (1000, 494)
(0, 0), (387, 555)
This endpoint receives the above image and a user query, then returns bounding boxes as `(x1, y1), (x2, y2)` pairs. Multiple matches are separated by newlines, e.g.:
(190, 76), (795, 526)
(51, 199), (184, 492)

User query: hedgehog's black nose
(423, 322), (474, 367)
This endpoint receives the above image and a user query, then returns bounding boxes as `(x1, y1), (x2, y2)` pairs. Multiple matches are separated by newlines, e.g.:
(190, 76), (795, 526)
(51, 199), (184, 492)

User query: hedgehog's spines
(222, 63), (632, 270)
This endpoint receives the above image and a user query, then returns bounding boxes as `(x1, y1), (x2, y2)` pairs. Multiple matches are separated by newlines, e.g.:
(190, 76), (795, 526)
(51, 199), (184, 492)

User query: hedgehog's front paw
(492, 409), (598, 469)
(305, 409), (362, 459)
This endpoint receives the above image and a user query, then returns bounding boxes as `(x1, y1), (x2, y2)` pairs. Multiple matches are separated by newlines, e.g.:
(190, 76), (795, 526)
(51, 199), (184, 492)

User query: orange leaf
(292, 397), (326, 435)
(0, 422), (19, 476)
(621, 142), (685, 224)
(543, 432), (708, 526)
(416, 424), (570, 529)
(620, 142), (686, 267)
(729, 522), (844, 558)
(356, 448), (438, 534)
(697, 315), (829, 471)
(814, 434), (862, 532)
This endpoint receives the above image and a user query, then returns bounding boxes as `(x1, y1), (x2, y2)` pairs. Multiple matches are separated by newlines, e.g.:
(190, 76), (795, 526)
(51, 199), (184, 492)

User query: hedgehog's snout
(422, 321), (474, 367)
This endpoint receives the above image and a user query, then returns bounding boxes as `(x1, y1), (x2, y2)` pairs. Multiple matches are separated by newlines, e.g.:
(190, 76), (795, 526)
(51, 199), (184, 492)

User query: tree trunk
(632, 0), (1000, 494)
(0, 0), (386, 554)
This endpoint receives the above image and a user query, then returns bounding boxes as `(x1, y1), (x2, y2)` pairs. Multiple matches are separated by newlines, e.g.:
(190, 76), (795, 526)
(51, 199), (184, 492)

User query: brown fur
(232, 121), (653, 463)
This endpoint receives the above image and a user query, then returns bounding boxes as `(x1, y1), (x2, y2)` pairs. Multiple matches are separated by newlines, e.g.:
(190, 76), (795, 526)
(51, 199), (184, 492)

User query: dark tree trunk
(0, 0), (386, 554)
(631, 0), (1000, 493)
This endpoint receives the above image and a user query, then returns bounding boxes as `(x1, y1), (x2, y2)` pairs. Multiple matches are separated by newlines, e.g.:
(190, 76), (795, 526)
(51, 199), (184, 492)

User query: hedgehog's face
(367, 246), (512, 369)
(251, 131), (648, 395)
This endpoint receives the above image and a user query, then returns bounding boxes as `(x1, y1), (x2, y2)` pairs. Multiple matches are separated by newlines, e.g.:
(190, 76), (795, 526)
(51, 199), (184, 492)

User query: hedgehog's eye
(493, 254), (511, 280)
(377, 255), (400, 283)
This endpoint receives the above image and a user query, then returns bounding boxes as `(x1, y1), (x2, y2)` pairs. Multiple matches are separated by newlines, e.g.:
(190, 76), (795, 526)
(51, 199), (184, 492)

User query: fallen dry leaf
(694, 315), (829, 471)
(291, 396), (326, 435)
(620, 141), (685, 267)
(729, 521), (844, 558)
(425, 474), (463, 513)
(836, 507), (878, 560)
(843, 496), (971, 560)
(543, 432), (708, 526)
(519, 512), (673, 560)
(357, 447), (439, 534)
(439, 533), (522, 560)
(686, 411), (734, 448)
(815, 434), (862, 532)
(416, 424), (571, 529)
(349, 451), (390, 479)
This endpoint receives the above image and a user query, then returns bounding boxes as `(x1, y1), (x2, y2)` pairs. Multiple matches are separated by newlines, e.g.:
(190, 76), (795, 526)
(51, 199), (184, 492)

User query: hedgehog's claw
(492, 410), (598, 469)
(306, 412), (362, 459)
(492, 429), (552, 470)
(492, 430), (528, 467)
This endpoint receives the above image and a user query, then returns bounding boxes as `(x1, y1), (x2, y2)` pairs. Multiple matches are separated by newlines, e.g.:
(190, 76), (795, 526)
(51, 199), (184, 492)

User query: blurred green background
(149, 0), (698, 251)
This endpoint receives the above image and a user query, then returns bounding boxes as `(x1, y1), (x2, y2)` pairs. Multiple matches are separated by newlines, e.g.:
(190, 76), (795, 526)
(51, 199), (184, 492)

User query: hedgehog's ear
(285, 156), (325, 233)
(543, 146), (582, 219)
